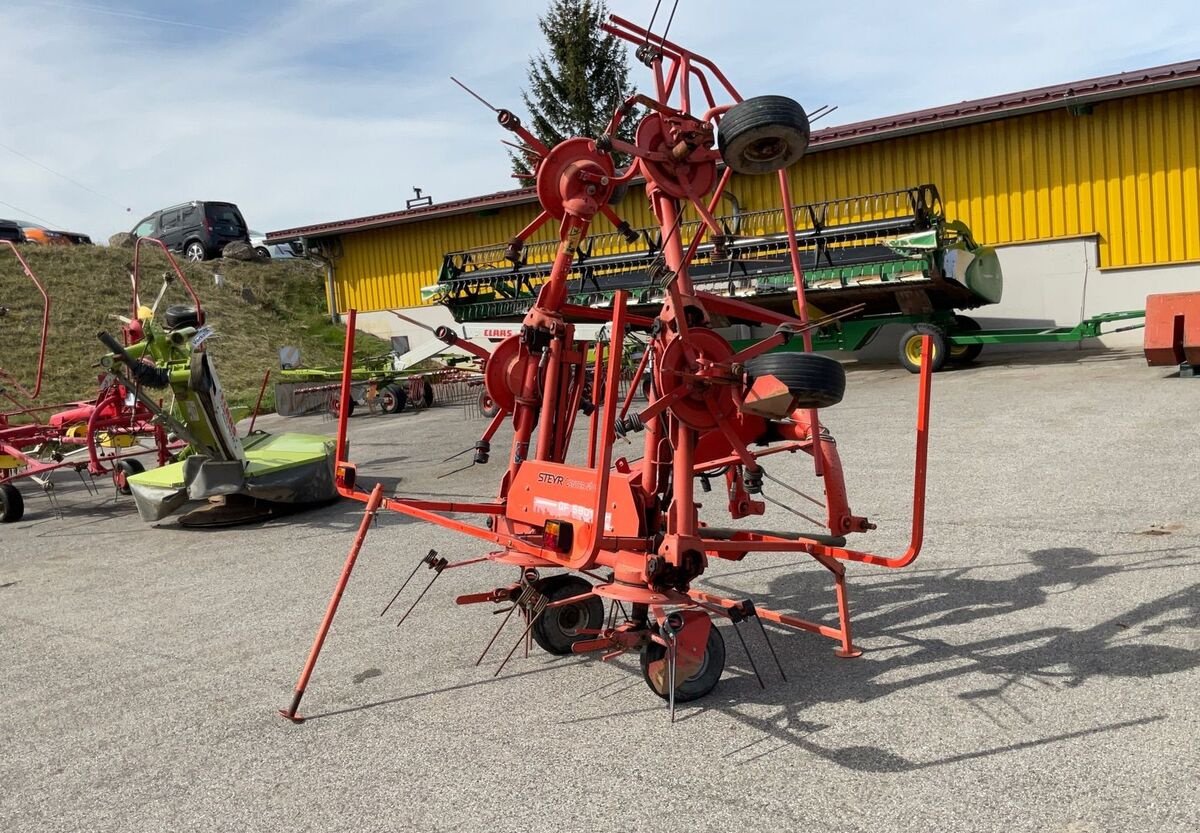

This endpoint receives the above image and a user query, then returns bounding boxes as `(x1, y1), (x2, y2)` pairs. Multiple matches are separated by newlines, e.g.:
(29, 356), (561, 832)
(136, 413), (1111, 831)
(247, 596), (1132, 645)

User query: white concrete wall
(349, 237), (1200, 363)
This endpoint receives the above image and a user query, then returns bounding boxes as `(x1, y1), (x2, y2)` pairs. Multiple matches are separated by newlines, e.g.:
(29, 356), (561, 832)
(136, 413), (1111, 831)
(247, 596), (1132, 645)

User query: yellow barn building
(268, 58), (1200, 356)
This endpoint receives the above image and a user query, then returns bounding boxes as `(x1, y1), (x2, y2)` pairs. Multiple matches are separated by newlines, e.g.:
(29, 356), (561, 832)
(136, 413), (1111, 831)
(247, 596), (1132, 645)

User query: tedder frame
(282, 12), (937, 721)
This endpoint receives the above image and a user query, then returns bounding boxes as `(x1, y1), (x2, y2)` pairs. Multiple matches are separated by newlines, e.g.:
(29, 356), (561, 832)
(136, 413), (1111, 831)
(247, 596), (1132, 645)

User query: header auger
(282, 12), (935, 722)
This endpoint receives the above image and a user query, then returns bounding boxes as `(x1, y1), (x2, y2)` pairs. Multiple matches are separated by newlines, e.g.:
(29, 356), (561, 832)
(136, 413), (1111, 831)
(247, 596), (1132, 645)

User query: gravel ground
(1, 349), (1197, 833)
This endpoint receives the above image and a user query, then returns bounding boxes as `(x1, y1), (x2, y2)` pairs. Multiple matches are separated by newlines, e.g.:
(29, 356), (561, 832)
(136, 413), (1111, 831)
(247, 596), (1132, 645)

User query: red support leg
(279, 482), (385, 723)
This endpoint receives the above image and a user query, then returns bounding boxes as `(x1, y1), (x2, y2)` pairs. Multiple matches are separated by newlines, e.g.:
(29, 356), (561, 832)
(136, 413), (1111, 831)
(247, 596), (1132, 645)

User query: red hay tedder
(282, 13), (935, 721)
(0, 239), (184, 523)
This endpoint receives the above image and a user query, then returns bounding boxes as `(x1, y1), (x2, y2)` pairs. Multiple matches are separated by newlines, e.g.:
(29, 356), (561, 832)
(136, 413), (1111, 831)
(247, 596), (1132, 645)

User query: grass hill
(0, 245), (389, 412)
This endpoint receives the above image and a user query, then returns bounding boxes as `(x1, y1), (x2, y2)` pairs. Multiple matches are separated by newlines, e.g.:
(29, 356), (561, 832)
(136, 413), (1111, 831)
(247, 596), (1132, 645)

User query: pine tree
(513, 0), (636, 185)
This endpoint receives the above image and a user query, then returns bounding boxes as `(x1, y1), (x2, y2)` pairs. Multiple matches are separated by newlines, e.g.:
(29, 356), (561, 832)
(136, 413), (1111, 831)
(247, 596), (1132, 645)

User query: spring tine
(380, 550), (436, 617)
(668, 635), (677, 724)
(494, 596), (547, 677)
(755, 614), (787, 682)
(731, 620), (765, 689)
(395, 568), (442, 628)
(476, 595), (523, 666)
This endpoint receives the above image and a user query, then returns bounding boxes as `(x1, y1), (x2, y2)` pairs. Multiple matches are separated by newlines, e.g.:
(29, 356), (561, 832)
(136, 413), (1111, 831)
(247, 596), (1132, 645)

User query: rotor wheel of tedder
(718, 95), (810, 175)
(745, 351), (846, 409)
(114, 458), (145, 496)
(529, 575), (605, 655)
(0, 483), (24, 523)
(640, 620), (726, 702)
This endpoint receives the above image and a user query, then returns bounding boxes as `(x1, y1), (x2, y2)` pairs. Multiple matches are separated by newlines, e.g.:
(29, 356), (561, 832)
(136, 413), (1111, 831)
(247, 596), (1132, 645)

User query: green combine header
(424, 184), (1002, 325)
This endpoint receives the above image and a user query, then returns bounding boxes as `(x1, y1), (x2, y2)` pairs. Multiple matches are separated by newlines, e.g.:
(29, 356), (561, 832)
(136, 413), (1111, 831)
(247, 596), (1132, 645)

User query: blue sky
(2, 0), (1198, 240)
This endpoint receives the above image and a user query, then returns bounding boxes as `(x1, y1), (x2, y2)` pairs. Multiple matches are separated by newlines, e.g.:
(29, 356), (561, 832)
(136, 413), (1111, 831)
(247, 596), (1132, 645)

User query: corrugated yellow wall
(332, 87), (1200, 312)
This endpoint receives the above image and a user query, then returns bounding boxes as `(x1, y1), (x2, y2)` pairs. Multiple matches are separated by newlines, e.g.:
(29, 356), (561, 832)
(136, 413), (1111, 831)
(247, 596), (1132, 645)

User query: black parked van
(131, 201), (249, 261)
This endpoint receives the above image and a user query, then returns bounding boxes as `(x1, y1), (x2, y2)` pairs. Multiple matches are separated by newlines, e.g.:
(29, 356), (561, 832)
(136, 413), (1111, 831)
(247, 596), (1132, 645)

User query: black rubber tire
(718, 95), (810, 175)
(530, 575), (604, 655)
(898, 324), (948, 374)
(380, 384), (407, 414)
(164, 304), (201, 330)
(640, 375), (652, 400)
(114, 459), (145, 495)
(479, 392), (499, 418)
(183, 240), (207, 262)
(254, 246), (271, 260)
(948, 315), (984, 364)
(0, 483), (24, 523)
(422, 383), (435, 408)
(640, 622), (726, 702)
(331, 397), (356, 418)
(745, 351), (846, 409)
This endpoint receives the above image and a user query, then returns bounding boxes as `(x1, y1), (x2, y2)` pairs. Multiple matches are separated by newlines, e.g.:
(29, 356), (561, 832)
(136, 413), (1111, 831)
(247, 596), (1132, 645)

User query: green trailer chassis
(732, 309), (1147, 372)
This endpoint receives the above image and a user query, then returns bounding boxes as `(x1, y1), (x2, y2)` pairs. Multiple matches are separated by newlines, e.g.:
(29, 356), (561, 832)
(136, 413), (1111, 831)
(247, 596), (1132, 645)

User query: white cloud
(1, 0), (1197, 241)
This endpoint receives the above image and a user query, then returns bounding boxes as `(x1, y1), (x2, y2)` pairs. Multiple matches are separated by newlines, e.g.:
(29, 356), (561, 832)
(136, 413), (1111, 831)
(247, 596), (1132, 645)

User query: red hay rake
(0, 240), (182, 522)
(282, 13), (934, 721)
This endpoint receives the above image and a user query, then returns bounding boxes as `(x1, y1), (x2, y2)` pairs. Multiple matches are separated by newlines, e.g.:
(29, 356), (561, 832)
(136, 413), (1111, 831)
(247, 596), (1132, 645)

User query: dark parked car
(131, 201), (250, 261)
(0, 219), (22, 243)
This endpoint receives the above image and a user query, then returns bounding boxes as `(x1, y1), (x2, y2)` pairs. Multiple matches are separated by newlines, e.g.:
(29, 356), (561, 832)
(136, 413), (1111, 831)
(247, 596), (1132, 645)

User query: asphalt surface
(2, 349), (1197, 832)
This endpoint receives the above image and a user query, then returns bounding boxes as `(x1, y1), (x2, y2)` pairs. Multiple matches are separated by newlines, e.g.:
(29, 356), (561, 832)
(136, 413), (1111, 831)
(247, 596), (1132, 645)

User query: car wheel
(184, 241), (207, 262)
(254, 246), (271, 260)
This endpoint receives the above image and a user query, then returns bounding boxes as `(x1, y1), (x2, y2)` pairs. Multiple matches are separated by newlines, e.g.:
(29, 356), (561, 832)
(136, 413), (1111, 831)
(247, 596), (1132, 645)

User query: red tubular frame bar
(0, 240), (51, 401)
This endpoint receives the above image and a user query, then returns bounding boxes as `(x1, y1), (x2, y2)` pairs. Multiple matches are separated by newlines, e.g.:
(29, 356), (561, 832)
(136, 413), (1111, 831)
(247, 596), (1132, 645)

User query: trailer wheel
(330, 396), (356, 418)
(641, 620), (726, 702)
(948, 315), (984, 364)
(718, 95), (810, 175)
(745, 351), (846, 408)
(479, 392), (500, 418)
(530, 575), (604, 655)
(114, 459), (145, 495)
(422, 383), (435, 408)
(898, 325), (948, 373)
(0, 483), (24, 523)
(381, 384), (407, 414)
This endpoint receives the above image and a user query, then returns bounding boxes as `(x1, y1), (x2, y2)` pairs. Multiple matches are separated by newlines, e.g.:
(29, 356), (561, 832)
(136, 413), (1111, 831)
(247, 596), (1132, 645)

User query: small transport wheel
(640, 620), (726, 702)
(745, 351), (846, 409)
(0, 483), (24, 523)
(184, 240), (207, 262)
(717, 95), (810, 175)
(380, 384), (407, 414)
(948, 314), (983, 364)
(422, 383), (434, 408)
(254, 246), (271, 260)
(898, 324), (948, 374)
(330, 396), (356, 418)
(114, 459), (145, 495)
(640, 375), (652, 400)
(530, 575), (605, 655)
(479, 392), (500, 418)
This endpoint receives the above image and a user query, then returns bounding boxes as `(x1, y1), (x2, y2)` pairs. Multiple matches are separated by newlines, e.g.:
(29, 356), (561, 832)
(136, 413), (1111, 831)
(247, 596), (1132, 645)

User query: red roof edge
(266, 57), (1200, 242)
